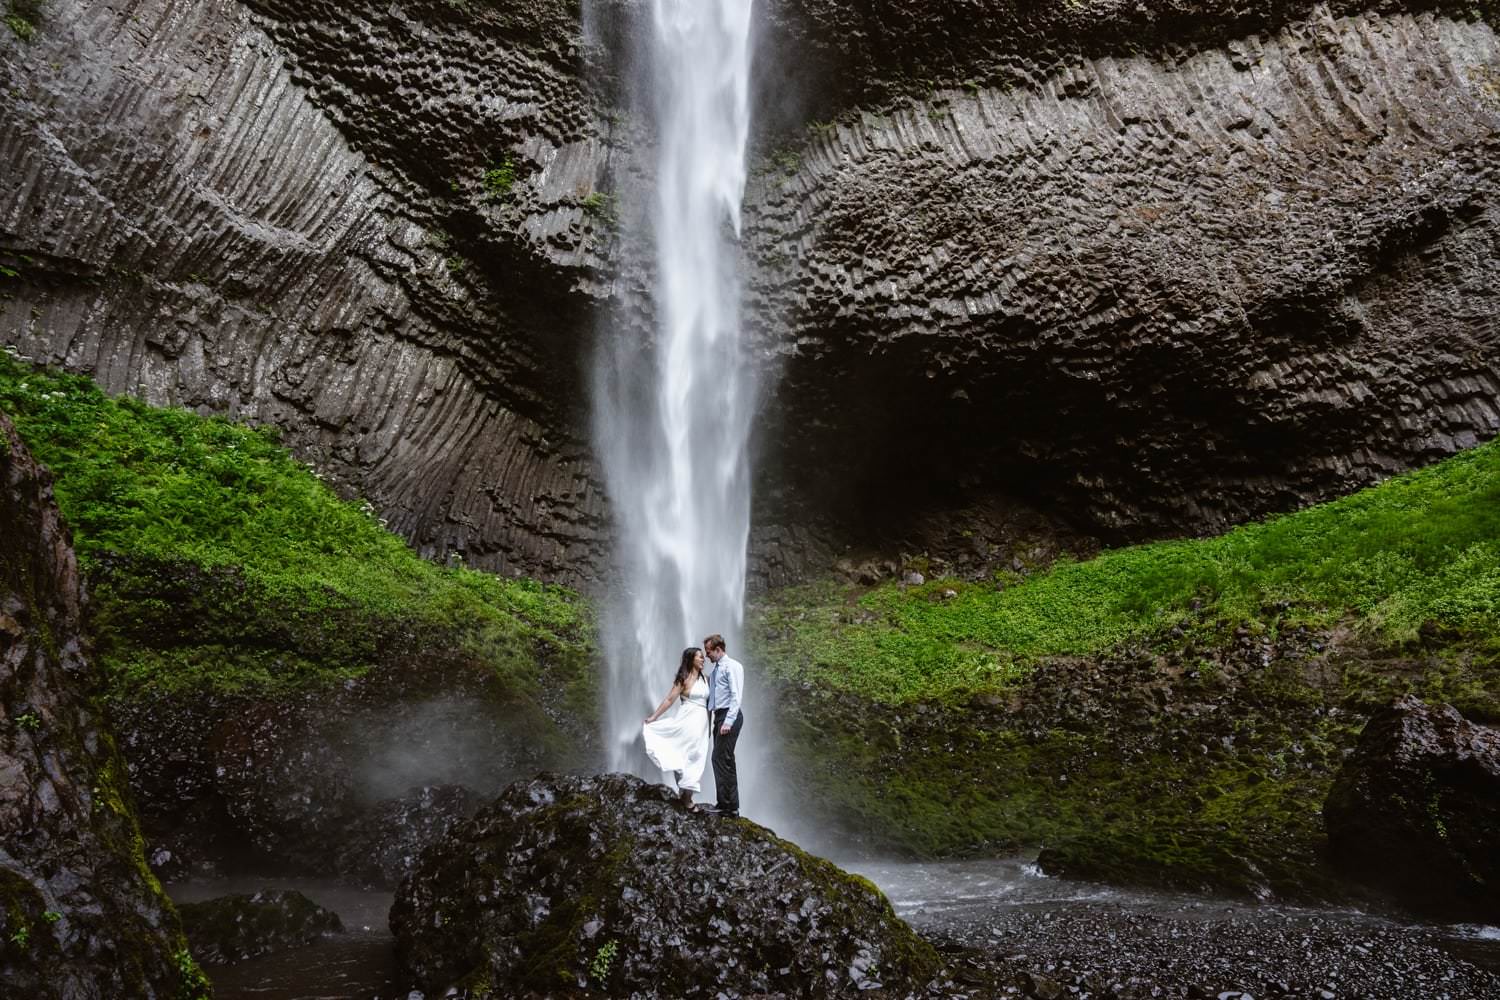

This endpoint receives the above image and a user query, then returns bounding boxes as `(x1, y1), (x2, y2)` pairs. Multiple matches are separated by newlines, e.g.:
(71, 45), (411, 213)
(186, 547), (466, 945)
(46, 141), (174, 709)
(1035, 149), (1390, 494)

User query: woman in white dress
(643, 646), (711, 808)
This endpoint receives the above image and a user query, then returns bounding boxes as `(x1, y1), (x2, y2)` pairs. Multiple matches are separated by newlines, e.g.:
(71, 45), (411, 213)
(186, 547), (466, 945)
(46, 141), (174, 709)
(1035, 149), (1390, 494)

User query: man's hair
(703, 634), (726, 653)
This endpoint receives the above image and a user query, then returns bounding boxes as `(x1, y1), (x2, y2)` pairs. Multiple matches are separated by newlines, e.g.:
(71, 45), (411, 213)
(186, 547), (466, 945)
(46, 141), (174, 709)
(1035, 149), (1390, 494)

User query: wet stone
(1324, 696), (1500, 919)
(390, 772), (938, 998)
(178, 889), (343, 966)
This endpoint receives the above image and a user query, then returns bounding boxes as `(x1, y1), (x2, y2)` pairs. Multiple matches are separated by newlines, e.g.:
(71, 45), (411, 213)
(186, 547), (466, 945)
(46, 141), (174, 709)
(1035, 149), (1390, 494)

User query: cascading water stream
(593, 1), (757, 783)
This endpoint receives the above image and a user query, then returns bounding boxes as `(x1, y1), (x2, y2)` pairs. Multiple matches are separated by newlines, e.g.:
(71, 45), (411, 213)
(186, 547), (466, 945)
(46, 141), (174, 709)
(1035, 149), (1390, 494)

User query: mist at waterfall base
(587, 0), (804, 839)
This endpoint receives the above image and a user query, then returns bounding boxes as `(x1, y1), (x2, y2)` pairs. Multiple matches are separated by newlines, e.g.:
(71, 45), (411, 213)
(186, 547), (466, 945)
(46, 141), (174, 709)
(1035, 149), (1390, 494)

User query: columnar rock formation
(0, 413), (202, 999)
(1, 0), (612, 584)
(3, 1), (1498, 583)
(746, 4), (1500, 538)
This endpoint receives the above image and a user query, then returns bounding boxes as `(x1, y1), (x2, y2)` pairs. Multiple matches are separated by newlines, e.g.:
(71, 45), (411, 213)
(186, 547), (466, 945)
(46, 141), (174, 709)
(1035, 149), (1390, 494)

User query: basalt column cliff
(3, 0), (1498, 583)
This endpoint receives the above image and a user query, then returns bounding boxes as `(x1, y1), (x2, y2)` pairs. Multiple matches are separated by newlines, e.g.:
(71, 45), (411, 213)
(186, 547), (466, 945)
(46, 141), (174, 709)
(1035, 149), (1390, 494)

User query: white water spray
(593, 1), (758, 781)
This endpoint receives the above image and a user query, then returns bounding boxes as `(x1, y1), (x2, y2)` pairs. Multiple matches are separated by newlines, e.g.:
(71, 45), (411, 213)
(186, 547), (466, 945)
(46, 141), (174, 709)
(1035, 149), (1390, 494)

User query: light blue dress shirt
(707, 654), (744, 728)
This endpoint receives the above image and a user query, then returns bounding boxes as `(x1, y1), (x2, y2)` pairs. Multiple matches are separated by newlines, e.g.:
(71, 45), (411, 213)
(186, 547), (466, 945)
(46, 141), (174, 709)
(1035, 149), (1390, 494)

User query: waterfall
(593, 1), (758, 780)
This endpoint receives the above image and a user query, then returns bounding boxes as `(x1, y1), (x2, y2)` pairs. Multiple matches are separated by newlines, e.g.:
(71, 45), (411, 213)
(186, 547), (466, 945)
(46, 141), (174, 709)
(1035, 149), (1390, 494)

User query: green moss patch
(753, 437), (1500, 705)
(0, 352), (593, 702)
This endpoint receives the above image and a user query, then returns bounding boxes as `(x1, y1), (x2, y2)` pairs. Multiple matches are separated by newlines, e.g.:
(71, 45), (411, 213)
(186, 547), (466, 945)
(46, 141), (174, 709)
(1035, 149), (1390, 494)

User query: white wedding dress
(642, 676), (711, 792)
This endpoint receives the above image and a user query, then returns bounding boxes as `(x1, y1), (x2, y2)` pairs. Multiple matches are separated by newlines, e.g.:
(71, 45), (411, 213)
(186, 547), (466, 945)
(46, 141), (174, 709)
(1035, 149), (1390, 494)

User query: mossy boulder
(1324, 696), (1500, 919)
(0, 413), (209, 999)
(178, 890), (342, 966)
(389, 773), (939, 998)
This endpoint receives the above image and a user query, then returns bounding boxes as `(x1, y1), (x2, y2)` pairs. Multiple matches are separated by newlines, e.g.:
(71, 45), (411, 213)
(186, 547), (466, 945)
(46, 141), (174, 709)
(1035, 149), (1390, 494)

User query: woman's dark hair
(674, 646), (702, 690)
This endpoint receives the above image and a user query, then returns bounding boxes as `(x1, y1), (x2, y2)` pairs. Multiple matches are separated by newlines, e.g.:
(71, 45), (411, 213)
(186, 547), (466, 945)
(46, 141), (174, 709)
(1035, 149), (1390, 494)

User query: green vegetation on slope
(753, 436), (1500, 890)
(754, 440), (1500, 703)
(0, 350), (591, 699)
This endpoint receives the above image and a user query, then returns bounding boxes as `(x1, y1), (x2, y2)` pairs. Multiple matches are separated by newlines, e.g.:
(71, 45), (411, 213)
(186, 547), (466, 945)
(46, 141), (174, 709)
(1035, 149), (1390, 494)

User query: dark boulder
(1324, 696), (1500, 919)
(178, 890), (342, 966)
(390, 772), (939, 998)
(334, 784), (480, 887)
(0, 414), (208, 999)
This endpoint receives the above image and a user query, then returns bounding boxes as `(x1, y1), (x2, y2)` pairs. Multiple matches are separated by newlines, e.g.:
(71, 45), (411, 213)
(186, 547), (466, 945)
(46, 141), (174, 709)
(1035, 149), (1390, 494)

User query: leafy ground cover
(0, 350), (592, 700)
(753, 439), (1500, 704)
(753, 435), (1500, 893)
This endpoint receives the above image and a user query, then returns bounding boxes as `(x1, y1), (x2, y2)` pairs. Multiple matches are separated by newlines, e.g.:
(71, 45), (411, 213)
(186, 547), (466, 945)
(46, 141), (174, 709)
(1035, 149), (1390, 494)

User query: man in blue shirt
(703, 633), (744, 818)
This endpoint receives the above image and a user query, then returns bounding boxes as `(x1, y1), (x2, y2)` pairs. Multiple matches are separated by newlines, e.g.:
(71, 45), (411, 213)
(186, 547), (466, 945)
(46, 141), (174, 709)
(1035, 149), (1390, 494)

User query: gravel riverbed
(175, 865), (1500, 999)
(916, 902), (1500, 1000)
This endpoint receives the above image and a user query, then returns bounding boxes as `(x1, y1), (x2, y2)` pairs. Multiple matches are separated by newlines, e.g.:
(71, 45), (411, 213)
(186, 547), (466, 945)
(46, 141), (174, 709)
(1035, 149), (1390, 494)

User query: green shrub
(4, 13), (35, 40)
(482, 157), (517, 199)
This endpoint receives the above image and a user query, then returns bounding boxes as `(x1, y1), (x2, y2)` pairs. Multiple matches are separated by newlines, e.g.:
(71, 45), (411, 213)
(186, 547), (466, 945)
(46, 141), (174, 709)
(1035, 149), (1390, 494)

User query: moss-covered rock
(390, 773), (939, 998)
(768, 628), (1357, 898)
(0, 357), (599, 880)
(0, 412), (210, 999)
(178, 890), (342, 966)
(1324, 696), (1500, 919)
(752, 439), (1500, 903)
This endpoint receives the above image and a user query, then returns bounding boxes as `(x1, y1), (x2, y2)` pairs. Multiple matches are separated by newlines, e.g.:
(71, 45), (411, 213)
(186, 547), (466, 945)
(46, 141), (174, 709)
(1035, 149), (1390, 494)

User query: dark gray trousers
(711, 708), (743, 814)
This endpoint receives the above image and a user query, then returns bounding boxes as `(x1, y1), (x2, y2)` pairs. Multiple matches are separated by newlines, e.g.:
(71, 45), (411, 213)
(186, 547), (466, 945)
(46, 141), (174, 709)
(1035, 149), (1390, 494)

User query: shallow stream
(171, 860), (1500, 999)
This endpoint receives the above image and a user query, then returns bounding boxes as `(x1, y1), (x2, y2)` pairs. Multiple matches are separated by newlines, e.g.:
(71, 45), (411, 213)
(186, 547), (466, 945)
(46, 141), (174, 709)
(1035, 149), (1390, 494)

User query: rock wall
(3, 0), (1499, 582)
(0, 413), (205, 999)
(0, 0), (611, 584)
(746, 6), (1500, 539)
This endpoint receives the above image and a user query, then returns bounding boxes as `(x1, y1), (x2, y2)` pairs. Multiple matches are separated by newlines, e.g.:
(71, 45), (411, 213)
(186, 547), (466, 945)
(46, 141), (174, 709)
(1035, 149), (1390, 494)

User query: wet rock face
(746, 8), (1500, 542)
(114, 668), (586, 884)
(0, 0), (610, 585)
(178, 890), (342, 966)
(389, 772), (939, 998)
(0, 414), (199, 998)
(1324, 696), (1500, 918)
(334, 784), (480, 887)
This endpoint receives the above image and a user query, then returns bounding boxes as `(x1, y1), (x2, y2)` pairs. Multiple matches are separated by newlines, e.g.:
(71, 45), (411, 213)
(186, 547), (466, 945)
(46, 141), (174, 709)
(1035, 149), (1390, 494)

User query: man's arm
(722, 659), (743, 730)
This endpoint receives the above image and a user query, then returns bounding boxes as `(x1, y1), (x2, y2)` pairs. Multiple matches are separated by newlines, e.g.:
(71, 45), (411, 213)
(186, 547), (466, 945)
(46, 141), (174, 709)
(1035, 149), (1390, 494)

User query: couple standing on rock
(642, 634), (744, 818)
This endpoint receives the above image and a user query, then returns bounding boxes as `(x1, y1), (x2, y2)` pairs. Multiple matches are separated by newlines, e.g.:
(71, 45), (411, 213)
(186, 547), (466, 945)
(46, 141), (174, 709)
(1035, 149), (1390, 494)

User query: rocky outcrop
(1323, 696), (1500, 918)
(389, 772), (939, 998)
(0, 413), (207, 999)
(178, 890), (342, 966)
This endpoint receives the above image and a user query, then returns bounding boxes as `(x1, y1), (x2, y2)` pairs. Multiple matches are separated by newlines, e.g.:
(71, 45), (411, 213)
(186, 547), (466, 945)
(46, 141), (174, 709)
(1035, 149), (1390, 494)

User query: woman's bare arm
(644, 683), (683, 723)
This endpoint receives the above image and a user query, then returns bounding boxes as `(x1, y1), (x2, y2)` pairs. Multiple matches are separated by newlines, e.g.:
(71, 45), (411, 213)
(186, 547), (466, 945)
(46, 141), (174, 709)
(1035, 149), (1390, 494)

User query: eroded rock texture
(3, 0), (1499, 580)
(1, 0), (611, 584)
(746, 6), (1500, 538)
(390, 772), (939, 998)
(114, 664), (588, 883)
(1324, 696), (1500, 919)
(0, 413), (201, 999)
